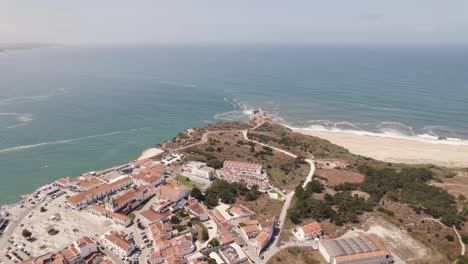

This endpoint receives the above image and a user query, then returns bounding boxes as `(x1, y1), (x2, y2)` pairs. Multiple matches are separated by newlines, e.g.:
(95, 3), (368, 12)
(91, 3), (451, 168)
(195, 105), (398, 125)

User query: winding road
(176, 119), (317, 263)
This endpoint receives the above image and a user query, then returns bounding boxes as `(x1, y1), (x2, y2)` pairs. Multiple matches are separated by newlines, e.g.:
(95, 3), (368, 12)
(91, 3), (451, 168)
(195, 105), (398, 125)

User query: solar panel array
(322, 235), (380, 257)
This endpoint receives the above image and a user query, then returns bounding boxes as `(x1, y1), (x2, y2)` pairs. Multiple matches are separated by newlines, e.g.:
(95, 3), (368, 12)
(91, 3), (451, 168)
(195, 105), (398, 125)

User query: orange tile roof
(242, 225), (259, 234)
(213, 210), (225, 222)
(55, 178), (69, 185)
(255, 231), (270, 246)
(159, 185), (187, 201)
(100, 259), (113, 264)
(132, 159), (153, 167)
(75, 236), (95, 247)
(229, 206), (244, 215)
(140, 208), (169, 223)
(61, 246), (80, 259)
(67, 176), (131, 205)
(89, 205), (129, 221)
(300, 221), (321, 234)
(105, 233), (132, 251)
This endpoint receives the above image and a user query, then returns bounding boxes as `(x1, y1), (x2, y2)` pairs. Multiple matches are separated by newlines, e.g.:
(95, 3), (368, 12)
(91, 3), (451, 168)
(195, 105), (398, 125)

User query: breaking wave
(0, 127), (149, 153)
(289, 120), (468, 146)
(215, 98), (468, 146)
(0, 88), (67, 105)
(0, 112), (33, 128)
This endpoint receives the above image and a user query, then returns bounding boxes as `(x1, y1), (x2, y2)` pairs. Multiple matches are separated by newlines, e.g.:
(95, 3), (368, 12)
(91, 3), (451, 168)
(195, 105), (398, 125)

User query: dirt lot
(376, 198), (460, 263)
(314, 169), (365, 186)
(433, 170), (468, 199)
(345, 215), (444, 264)
(267, 248), (325, 264)
(238, 194), (283, 222)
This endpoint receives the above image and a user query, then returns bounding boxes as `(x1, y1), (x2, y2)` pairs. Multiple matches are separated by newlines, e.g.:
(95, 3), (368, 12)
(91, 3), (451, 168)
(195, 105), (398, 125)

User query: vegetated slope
(183, 130), (309, 190)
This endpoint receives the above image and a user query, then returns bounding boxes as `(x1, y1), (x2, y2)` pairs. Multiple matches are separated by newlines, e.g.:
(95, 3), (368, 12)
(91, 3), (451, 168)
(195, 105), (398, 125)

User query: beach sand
(137, 147), (163, 160)
(293, 129), (468, 168)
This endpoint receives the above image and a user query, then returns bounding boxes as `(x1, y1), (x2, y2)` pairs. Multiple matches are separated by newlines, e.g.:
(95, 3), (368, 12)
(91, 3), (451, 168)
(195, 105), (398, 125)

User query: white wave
(0, 127), (148, 154)
(0, 89), (67, 105)
(290, 124), (468, 146)
(0, 112), (33, 128)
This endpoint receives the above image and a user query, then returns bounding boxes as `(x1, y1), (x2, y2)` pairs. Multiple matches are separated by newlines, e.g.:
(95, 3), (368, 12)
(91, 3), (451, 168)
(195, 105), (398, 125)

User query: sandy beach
(294, 129), (468, 168)
(137, 147), (164, 160)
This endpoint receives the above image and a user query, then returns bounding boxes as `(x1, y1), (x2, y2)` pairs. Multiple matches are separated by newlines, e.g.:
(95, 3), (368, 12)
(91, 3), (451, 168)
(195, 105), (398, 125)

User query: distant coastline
(0, 43), (54, 53)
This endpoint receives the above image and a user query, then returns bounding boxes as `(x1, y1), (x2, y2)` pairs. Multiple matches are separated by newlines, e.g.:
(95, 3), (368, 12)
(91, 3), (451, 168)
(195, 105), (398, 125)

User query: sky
(1, 0), (468, 45)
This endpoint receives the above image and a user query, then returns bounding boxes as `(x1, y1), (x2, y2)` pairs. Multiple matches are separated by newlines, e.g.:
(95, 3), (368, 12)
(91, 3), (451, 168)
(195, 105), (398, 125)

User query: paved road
(242, 127), (316, 263)
(0, 198), (47, 256)
(174, 119), (317, 263)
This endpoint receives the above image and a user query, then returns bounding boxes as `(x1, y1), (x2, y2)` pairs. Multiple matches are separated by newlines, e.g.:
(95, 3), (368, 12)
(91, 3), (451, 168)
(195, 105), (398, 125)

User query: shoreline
(293, 128), (468, 168)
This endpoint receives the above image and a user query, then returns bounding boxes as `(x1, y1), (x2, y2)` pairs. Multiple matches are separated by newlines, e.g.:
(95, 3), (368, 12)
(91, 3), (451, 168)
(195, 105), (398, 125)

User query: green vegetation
(201, 228), (209, 241)
(287, 246), (301, 255)
(209, 238), (220, 247)
(127, 212), (136, 220)
(176, 174), (194, 188)
(22, 229), (32, 239)
(191, 187), (204, 202)
(288, 183), (372, 225)
(446, 234), (455, 242)
(305, 180), (324, 193)
(268, 189), (283, 199)
(204, 179), (260, 207)
(267, 167), (288, 182)
(248, 122), (356, 159)
(462, 234), (468, 245)
(40, 207), (47, 213)
(333, 182), (360, 191)
(358, 165), (461, 226)
(206, 159), (223, 169)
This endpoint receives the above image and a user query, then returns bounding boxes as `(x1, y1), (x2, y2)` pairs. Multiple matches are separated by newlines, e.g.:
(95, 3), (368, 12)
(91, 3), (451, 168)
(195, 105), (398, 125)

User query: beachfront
(294, 129), (468, 168)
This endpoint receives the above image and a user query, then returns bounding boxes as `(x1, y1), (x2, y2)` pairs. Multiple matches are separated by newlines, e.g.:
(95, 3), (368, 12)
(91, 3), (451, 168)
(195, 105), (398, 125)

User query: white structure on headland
(183, 161), (216, 180)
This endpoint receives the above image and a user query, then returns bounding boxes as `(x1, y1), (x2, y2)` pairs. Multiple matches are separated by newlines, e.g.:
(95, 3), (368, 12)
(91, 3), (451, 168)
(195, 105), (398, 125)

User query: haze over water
(1, 45), (467, 205)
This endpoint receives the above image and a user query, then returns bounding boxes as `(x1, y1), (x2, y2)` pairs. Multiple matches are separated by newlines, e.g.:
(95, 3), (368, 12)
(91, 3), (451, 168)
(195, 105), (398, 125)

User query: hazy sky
(2, 0), (468, 45)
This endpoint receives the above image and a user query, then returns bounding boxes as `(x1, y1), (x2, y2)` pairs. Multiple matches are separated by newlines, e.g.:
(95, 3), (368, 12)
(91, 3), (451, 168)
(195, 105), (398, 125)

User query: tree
(201, 229), (209, 241)
(170, 216), (181, 224)
(306, 180), (325, 193)
(191, 187), (204, 201)
(206, 159), (223, 169)
(209, 238), (220, 247)
(208, 258), (217, 264)
(22, 229), (32, 239)
(40, 207), (47, 213)
(446, 234), (455, 242)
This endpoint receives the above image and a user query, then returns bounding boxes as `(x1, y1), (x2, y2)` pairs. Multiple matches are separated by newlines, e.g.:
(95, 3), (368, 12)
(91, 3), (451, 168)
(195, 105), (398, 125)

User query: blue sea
(1, 45), (467, 205)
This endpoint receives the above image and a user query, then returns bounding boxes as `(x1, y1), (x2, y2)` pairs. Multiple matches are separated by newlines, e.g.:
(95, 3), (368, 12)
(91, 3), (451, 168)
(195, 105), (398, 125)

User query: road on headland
(242, 125), (316, 263)
(172, 118), (317, 263)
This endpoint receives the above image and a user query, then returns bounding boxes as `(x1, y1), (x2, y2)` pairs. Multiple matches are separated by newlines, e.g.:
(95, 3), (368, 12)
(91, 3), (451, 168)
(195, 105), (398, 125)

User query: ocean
(1, 44), (467, 205)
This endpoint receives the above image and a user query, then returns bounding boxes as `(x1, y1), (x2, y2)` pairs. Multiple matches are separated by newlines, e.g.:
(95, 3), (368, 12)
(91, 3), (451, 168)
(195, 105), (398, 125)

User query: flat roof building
(319, 233), (393, 264)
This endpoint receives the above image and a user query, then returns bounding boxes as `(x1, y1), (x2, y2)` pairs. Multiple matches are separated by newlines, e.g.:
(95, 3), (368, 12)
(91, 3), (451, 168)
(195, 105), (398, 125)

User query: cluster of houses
(38, 153), (393, 264)
(20, 236), (108, 264)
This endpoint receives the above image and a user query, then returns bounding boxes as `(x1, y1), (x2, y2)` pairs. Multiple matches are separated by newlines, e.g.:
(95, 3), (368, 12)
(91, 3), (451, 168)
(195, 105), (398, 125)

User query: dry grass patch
(238, 194), (283, 222)
(315, 169), (365, 186)
(377, 198), (461, 262)
(267, 248), (325, 264)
